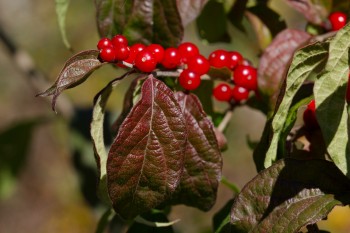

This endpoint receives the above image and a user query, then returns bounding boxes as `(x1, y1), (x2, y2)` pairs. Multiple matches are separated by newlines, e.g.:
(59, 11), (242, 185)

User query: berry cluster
(97, 35), (257, 100)
(328, 11), (347, 31)
(210, 50), (257, 103)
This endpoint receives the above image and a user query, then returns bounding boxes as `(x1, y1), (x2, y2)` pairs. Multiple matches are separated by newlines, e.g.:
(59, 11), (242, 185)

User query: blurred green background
(0, 0), (349, 232)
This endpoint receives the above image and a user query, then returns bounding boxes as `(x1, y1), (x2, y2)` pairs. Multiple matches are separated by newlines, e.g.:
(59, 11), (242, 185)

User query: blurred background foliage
(0, 0), (349, 232)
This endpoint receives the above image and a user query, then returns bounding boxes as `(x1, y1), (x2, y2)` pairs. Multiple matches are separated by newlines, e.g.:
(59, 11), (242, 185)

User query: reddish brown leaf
(176, 0), (208, 26)
(107, 75), (187, 219)
(258, 29), (312, 109)
(36, 50), (104, 111)
(171, 92), (222, 211)
(285, 0), (328, 25)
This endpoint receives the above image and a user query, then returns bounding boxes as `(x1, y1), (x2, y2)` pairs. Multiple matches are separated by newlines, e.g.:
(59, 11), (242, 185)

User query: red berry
(112, 34), (128, 47)
(178, 42), (199, 63)
(303, 100), (319, 130)
(161, 47), (181, 69)
(178, 69), (201, 90)
(147, 44), (165, 63)
(231, 86), (249, 102)
(114, 45), (130, 61)
(329, 12), (347, 31)
(134, 50), (157, 72)
(187, 55), (210, 75)
(97, 38), (113, 50)
(99, 47), (116, 62)
(208, 50), (230, 68)
(213, 83), (232, 102)
(124, 43), (146, 64)
(227, 51), (243, 70)
(233, 65), (257, 91)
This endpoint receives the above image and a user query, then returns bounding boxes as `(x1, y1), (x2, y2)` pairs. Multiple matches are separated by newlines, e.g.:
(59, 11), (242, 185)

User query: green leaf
(127, 212), (176, 233)
(171, 92), (222, 211)
(314, 23), (350, 177)
(91, 74), (129, 205)
(230, 158), (350, 233)
(227, 0), (248, 32)
(196, 0), (230, 43)
(107, 75), (187, 219)
(95, 208), (115, 233)
(247, 4), (286, 37)
(95, 0), (183, 47)
(55, 0), (71, 49)
(264, 41), (328, 168)
(36, 50), (104, 111)
(213, 199), (235, 233)
(0, 119), (41, 199)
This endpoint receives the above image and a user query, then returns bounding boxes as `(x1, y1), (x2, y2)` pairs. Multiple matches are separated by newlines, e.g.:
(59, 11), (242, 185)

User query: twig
(217, 110), (233, 133)
(0, 22), (74, 119)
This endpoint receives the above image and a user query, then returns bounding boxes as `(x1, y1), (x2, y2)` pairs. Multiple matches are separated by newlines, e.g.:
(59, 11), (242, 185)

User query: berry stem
(220, 176), (240, 194)
(311, 31), (337, 43)
(217, 110), (233, 133)
(154, 70), (210, 80)
(120, 61), (134, 68)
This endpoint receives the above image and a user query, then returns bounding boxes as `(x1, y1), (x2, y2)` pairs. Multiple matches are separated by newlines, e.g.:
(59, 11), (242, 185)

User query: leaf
(111, 76), (146, 136)
(95, 208), (115, 233)
(227, 0), (248, 32)
(285, 0), (328, 25)
(107, 75), (187, 219)
(176, 0), (208, 26)
(213, 199), (235, 233)
(0, 119), (41, 199)
(36, 50), (104, 111)
(95, 0), (183, 47)
(196, 0), (230, 43)
(230, 158), (350, 233)
(263, 41), (329, 168)
(247, 4), (286, 37)
(127, 212), (176, 233)
(314, 23), (350, 177)
(55, 0), (71, 49)
(91, 75), (127, 205)
(258, 29), (312, 111)
(171, 92), (222, 211)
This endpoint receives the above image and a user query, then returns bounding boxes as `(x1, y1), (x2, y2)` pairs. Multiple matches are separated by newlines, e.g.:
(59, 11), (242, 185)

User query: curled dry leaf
(107, 75), (187, 219)
(258, 29), (312, 109)
(171, 92), (222, 211)
(36, 50), (104, 111)
(285, 0), (328, 25)
(176, 0), (208, 26)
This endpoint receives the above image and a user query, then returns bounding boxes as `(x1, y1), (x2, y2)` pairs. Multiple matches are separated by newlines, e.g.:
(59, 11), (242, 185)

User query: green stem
(221, 176), (240, 194)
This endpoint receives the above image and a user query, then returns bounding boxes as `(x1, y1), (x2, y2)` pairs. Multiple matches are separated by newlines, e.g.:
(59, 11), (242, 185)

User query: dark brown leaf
(107, 75), (187, 219)
(36, 50), (103, 111)
(171, 92), (222, 211)
(231, 158), (350, 232)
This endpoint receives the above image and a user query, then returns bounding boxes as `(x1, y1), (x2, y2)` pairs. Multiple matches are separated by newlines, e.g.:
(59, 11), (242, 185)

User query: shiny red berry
(111, 34), (128, 47)
(303, 100), (319, 130)
(228, 51), (243, 70)
(213, 83), (232, 102)
(161, 47), (181, 69)
(97, 38), (113, 50)
(208, 50), (230, 68)
(124, 43), (146, 64)
(147, 44), (165, 63)
(231, 86), (249, 102)
(329, 12), (347, 31)
(99, 47), (116, 62)
(187, 55), (210, 75)
(114, 45), (130, 61)
(134, 50), (157, 72)
(233, 65), (257, 91)
(178, 69), (201, 90)
(178, 42), (199, 64)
